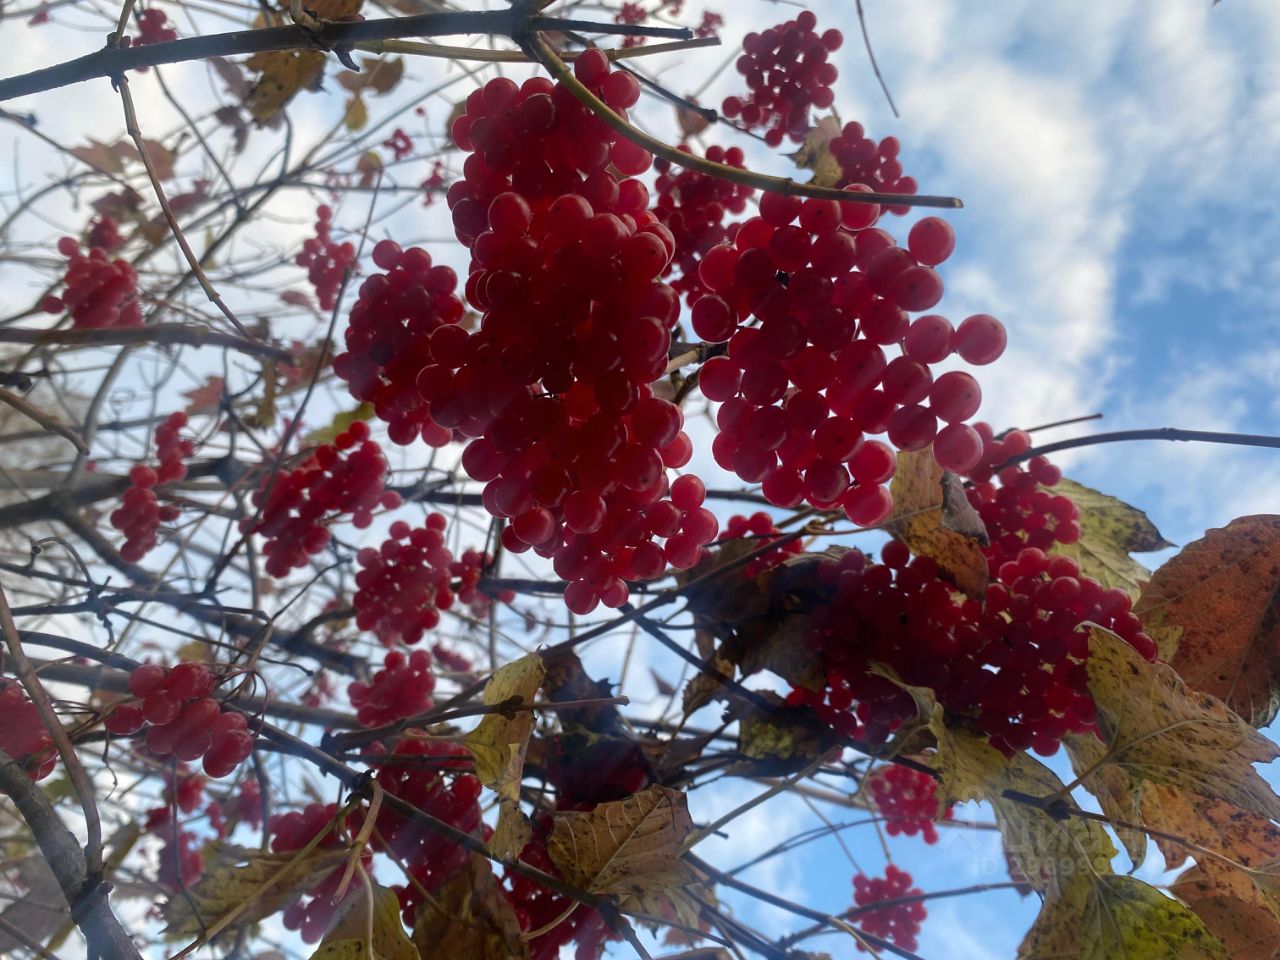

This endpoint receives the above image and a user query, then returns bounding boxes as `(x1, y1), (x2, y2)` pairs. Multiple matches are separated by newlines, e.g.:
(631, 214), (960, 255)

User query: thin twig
(854, 0), (899, 118)
(0, 386), (88, 453)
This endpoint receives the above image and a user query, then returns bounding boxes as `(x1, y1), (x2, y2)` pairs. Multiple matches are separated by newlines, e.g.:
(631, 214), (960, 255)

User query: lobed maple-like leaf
(308, 881), (419, 960)
(1048, 477), (1171, 596)
(412, 855), (527, 960)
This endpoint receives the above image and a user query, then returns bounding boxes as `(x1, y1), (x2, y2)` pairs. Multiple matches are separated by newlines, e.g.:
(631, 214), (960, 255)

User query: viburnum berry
(333, 243), (465, 446)
(422, 64), (721, 609)
(721, 13), (843, 145)
(371, 738), (482, 924)
(112, 662), (255, 777)
(866, 765), (950, 843)
(87, 214), (124, 252)
(852, 866), (926, 951)
(0, 681), (57, 783)
(719, 512), (802, 576)
(111, 411), (193, 562)
(42, 236), (142, 328)
(271, 803), (369, 942)
(348, 649), (436, 727)
(241, 423), (399, 578)
(296, 205), (357, 310)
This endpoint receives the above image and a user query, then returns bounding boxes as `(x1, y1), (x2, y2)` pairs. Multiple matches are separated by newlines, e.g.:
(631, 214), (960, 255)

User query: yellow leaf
(887, 448), (989, 598)
(463, 654), (543, 859)
(412, 856), (527, 960)
(790, 115), (845, 188)
(547, 785), (697, 901)
(1019, 874), (1226, 959)
(1063, 732), (1147, 868)
(728, 691), (830, 769)
(1082, 627), (1280, 823)
(310, 881), (418, 960)
(245, 50), (328, 124)
(164, 842), (349, 938)
(1134, 515), (1280, 725)
(1048, 477), (1170, 596)
(911, 686), (1115, 897)
(345, 94), (369, 132)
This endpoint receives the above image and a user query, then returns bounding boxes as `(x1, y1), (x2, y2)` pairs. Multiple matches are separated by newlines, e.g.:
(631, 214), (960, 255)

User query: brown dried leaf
(790, 115), (844, 188)
(888, 448), (989, 598)
(309, 881), (418, 960)
(245, 49), (328, 124)
(1134, 515), (1280, 726)
(412, 856), (527, 960)
(362, 56), (404, 95)
(344, 94), (369, 132)
(140, 138), (176, 181)
(210, 56), (252, 99)
(727, 692), (830, 774)
(1173, 865), (1280, 960)
(547, 785), (696, 899)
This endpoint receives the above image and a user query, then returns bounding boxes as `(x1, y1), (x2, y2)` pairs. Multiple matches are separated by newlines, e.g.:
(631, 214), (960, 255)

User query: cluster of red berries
(87, 214), (124, 251)
(110, 412), (192, 562)
(106, 662), (254, 777)
(509, 824), (617, 960)
(866, 765), (948, 843)
(852, 866), (926, 952)
(382, 127), (413, 161)
(963, 427), (1084, 571)
(333, 241), (464, 447)
(721, 12), (843, 145)
(426, 59), (722, 610)
(720, 512), (802, 576)
(352, 514), (513, 646)
(0, 681), (56, 782)
(133, 7), (177, 44)
(156, 823), (204, 888)
(694, 192), (1002, 524)
(372, 739), (482, 924)
(42, 237), (142, 328)
(271, 803), (369, 942)
(826, 124), (919, 216)
(241, 423), (400, 578)
(651, 145), (754, 303)
(543, 734), (652, 810)
(296, 205), (356, 310)
(348, 649), (435, 727)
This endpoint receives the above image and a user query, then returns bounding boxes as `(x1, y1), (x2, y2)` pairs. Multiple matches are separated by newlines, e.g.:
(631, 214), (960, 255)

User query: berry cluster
(296, 205), (356, 310)
(110, 412), (193, 562)
(852, 866), (926, 952)
(272, 803), (368, 942)
(508, 825), (617, 960)
(382, 127), (413, 161)
(721, 12), (843, 145)
(719, 511), (802, 576)
(42, 237), (142, 328)
(0, 680), (56, 782)
(242, 423), (400, 578)
(371, 738), (482, 924)
(426, 59), (723, 610)
(866, 765), (948, 843)
(963, 428), (1083, 571)
(107, 662), (254, 777)
(826, 123), (919, 216)
(133, 7), (177, 44)
(792, 470), (1154, 753)
(651, 146), (753, 302)
(453, 546), (513, 618)
(354, 514), (454, 645)
(695, 194), (1003, 525)
(348, 649), (435, 727)
(333, 242), (464, 447)
(87, 214), (124, 252)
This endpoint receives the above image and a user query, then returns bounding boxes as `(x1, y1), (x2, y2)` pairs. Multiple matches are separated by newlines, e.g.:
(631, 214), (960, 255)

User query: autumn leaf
(309, 881), (418, 960)
(362, 56), (404, 95)
(1134, 515), (1280, 725)
(1078, 627), (1280, 824)
(1173, 862), (1280, 960)
(344, 94), (369, 132)
(1019, 874), (1226, 959)
(69, 138), (137, 175)
(1048, 477), (1170, 596)
(182, 375), (226, 414)
(463, 653), (543, 860)
(887, 448), (989, 598)
(727, 691), (830, 773)
(1063, 732), (1147, 867)
(789, 115), (844, 187)
(164, 842), (349, 937)
(547, 785), (698, 916)
(244, 49), (329, 124)
(412, 855), (527, 960)
(901, 684), (1114, 896)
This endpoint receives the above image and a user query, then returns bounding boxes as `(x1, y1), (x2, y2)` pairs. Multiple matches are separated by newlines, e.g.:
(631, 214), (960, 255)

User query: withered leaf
(1049, 477), (1170, 596)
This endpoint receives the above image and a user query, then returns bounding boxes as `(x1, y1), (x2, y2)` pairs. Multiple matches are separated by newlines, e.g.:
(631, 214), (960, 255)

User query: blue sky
(3, 0), (1279, 957)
